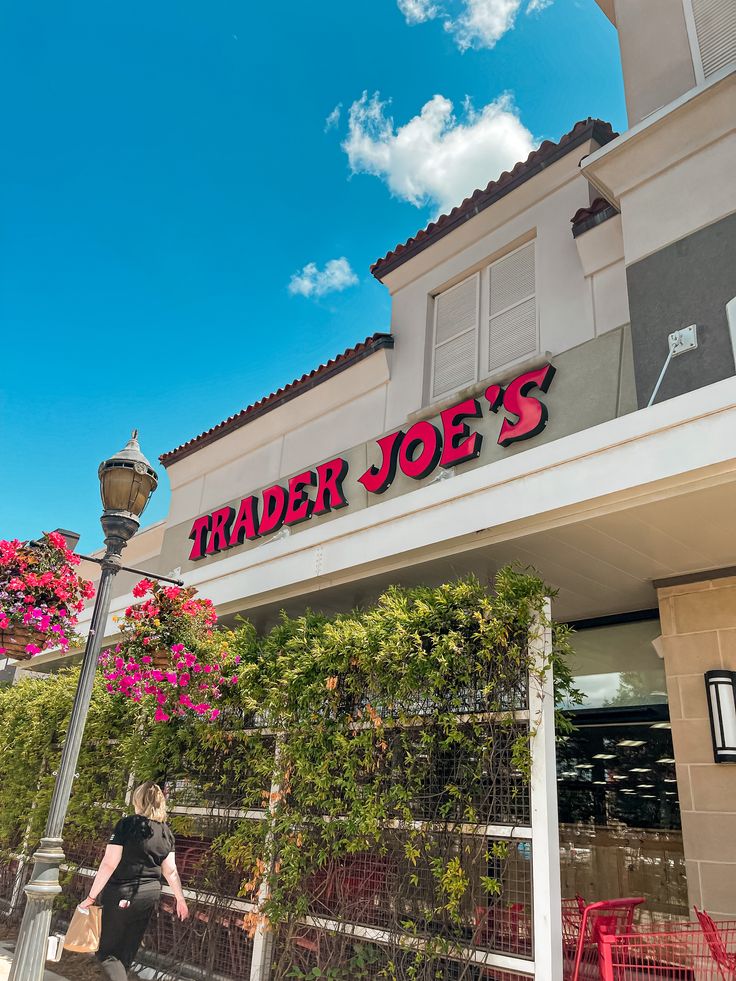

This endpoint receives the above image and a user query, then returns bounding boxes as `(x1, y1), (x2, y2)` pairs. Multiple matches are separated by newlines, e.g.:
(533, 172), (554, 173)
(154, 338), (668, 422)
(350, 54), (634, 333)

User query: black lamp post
(9, 432), (158, 981)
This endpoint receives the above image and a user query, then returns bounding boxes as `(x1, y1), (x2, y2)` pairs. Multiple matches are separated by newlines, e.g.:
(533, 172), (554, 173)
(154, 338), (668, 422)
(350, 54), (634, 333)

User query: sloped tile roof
(370, 117), (617, 281)
(160, 332), (394, 466)
(570, 196), (619, 237)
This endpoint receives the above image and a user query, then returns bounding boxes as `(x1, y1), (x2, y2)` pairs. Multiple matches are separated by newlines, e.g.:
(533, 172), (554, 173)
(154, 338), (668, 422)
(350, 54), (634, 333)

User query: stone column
(657, 574), (736, 917)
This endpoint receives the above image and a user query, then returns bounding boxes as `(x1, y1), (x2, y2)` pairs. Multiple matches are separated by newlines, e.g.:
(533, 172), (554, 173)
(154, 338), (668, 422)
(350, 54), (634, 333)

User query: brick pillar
(657, 576), (736, 917)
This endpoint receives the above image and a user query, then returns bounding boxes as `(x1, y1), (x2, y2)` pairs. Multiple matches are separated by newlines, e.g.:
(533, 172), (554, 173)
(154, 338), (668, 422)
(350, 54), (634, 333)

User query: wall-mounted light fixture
(705, 670), (736, 763)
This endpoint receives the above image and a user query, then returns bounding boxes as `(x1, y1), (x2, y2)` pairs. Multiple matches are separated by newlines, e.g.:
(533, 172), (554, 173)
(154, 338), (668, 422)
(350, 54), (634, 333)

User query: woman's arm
(162, 852), (189, 920)
(79, 844), (123, 908)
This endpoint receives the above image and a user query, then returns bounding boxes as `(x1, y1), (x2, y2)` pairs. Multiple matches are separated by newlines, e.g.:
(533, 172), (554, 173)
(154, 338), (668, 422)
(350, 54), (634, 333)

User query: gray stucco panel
(627, 213), (736, 409)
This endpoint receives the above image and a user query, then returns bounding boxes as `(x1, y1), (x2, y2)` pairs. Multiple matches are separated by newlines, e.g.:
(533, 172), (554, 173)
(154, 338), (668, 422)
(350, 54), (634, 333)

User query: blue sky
(0, 0), (625, 552)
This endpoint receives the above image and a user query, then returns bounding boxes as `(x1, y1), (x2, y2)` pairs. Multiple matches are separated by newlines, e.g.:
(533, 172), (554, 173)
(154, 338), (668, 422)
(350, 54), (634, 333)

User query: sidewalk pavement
(0, 943), (69, 981)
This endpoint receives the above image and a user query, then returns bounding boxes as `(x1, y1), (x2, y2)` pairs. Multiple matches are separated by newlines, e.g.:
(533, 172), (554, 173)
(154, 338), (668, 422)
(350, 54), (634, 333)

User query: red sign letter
(440, 398), (483, 468)
(258, 485), (288, 536)
(285, 471), (316, 526)
(498, 364), (556, 447)
(359, 431), (405, 495)
(313, 458), (349, 516)
(398, 421), (442, 479)
(188, 514), (211, 561)
(206, 506), (235, 555)
(229, 496), (260, 546)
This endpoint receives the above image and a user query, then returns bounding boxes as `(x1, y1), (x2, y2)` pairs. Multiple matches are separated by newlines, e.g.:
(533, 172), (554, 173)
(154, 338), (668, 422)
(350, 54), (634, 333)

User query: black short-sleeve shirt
(108, 815), (175, 887)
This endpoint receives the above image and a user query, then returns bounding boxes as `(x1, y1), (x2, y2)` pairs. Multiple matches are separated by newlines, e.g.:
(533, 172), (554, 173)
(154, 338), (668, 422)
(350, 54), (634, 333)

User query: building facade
(24, 0), (736, 929)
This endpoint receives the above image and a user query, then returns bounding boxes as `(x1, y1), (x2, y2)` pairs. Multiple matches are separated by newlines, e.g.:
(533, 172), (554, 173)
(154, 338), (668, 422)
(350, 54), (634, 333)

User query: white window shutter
(487, 242), (537, 373)
(432, 274), (479, 399)
(691, 0), (736, 76)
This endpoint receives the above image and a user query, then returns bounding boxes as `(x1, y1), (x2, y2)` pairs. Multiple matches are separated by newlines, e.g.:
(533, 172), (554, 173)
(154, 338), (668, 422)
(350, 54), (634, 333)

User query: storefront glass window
(557, 616), (687, 918)
(558, 618), (667, 710)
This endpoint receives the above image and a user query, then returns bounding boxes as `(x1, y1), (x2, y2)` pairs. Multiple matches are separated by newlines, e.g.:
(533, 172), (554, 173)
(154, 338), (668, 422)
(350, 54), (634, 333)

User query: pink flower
(47, 531), (68, 551)
(210, 709), (220, 721)
(132, 579), (153, 598)
(154, 707), (170, 723)
(178, 673), (190, 687)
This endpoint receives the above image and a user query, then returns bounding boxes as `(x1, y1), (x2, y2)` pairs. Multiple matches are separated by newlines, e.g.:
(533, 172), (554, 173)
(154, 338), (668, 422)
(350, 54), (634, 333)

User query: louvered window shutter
(432, 273), (479, 400)
(487, 242), (537, 373)
(691, 0), (736, 76)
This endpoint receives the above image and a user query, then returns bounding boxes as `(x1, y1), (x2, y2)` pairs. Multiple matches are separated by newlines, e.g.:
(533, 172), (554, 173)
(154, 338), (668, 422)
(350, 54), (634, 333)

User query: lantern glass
(98, 432), (158, 518)
(705, 670), (736, 763)
(100, 465), (155, 516)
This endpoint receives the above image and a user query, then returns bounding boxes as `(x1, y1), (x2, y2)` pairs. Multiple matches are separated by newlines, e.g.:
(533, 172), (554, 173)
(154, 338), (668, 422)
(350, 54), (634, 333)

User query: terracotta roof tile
(570, 196), (619, 237)
(371, 118), (617, 281)
(160, 332), (394, 466)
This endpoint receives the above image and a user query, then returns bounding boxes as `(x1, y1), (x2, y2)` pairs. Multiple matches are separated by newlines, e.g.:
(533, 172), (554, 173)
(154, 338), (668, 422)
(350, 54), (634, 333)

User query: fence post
(529, 597), (563, 981)
(250, 739), (282, 981)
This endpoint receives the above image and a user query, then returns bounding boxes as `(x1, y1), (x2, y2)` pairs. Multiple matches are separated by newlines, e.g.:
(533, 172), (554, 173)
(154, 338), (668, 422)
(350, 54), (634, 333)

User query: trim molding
(654, 566), (736, 589)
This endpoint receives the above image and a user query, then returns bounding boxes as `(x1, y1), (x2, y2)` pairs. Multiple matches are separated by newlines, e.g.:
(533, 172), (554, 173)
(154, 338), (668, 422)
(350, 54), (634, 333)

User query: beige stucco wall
(157, 325), (637, 579)
(658, 577), (736, 917)
(582, 69), (736, 266)
(162, 141), (631, 559)
(385, 156), (608, 429)
(613, 0), (696, 126)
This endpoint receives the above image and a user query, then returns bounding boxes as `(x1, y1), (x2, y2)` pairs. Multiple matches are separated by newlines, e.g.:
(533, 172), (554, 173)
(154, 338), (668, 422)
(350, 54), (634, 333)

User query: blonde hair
(131, 782), (167, 822)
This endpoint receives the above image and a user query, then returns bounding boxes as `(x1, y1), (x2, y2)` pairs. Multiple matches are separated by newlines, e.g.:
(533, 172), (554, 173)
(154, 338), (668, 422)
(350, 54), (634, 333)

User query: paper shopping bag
(63, 904), (102, 954)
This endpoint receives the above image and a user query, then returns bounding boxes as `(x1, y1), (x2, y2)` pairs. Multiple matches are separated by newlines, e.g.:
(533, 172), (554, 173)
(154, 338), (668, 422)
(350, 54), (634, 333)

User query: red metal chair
(567, 897), (645, 981)
(474, 902), (528, 954)
(597, 912), (736, 980)
(562, 896), (587, 955)
(695, 907), (736, 979)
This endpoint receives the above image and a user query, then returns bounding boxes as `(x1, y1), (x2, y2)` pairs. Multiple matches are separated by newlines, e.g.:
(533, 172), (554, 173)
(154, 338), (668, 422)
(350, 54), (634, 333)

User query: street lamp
(10, 432), (158, 981)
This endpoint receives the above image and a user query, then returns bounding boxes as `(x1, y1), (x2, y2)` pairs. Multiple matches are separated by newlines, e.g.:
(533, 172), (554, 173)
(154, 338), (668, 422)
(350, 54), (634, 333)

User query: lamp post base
(8, 838), (64, 981)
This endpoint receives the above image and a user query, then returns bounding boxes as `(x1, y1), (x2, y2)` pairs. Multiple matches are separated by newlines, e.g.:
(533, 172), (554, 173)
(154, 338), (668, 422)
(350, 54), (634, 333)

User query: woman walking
(79, 781), (189, 980)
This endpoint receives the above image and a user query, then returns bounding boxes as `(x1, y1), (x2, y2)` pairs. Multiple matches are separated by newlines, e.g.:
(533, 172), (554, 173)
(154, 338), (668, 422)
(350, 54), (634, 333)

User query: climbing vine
(0, 569), (577, 980)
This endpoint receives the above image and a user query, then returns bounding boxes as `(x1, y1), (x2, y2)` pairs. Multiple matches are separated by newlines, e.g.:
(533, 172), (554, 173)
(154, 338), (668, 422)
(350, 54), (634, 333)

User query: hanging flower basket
(0, 533), (95, 660)
(0, 625), (39, 661)
(151, 648), (171, 670)
(100, 579), (238, 724)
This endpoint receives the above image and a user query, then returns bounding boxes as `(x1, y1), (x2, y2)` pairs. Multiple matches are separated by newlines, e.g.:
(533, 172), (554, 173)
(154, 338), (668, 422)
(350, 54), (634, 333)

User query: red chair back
(570, 898), (645, 981)
(695, 906), (736, 971)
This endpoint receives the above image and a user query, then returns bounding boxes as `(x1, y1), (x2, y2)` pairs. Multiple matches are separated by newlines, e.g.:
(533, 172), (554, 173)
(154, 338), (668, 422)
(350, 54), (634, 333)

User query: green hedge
(0, 569), (576, 978)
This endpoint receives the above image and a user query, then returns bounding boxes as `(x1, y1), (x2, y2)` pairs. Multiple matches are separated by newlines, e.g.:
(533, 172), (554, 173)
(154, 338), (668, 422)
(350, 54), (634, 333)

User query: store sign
(188, 363), (556, 560)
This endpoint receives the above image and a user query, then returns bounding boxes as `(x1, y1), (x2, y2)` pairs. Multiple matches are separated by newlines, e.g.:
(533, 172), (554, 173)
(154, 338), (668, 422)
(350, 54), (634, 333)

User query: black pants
(96, 882), (160, 981)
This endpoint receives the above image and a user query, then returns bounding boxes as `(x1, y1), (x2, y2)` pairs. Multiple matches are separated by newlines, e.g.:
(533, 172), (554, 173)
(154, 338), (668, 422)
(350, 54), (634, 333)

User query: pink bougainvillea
(0, 533), (95, 657)
(99, 580), (235, 723)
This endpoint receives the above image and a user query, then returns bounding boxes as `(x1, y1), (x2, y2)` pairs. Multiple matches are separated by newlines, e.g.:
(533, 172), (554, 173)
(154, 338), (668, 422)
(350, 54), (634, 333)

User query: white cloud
(397, 0), (551, 49)
(448, 0), (523, 49)
(288, 258), (359, 298)
(342, 91), (535, 215)
(397, 0), (439, 23)
(324, 104), (342, 132)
